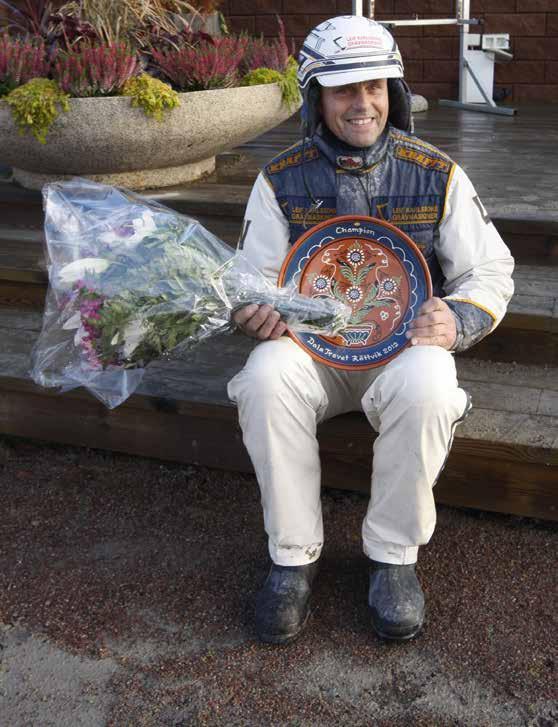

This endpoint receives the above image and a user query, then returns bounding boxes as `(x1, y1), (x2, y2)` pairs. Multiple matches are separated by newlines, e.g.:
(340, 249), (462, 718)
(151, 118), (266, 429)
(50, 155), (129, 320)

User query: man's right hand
(232, 304), (288, 341)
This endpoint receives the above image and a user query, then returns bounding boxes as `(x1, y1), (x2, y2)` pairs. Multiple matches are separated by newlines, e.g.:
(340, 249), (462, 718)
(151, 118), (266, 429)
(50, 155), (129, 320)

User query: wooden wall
(220, 0), (558, 103)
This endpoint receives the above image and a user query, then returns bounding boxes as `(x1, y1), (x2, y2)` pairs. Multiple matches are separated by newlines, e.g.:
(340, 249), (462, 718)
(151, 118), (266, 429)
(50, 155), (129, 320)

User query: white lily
(98, 211), (157, 248)
(131, 211), (157, 241)
(58, 257), (110, 284)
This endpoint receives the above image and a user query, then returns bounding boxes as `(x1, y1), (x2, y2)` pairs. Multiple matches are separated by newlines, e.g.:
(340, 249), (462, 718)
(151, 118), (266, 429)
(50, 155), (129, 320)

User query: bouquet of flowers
(30, 178), (350, 408)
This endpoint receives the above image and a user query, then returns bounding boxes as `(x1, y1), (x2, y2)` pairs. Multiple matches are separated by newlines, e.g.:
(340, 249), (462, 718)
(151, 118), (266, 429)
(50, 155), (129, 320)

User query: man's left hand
(406, 297), (457, 350)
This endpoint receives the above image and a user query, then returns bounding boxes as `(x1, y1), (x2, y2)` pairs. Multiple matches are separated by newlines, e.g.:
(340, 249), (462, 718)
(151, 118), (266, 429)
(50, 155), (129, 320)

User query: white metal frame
(351, 0), (517, 116)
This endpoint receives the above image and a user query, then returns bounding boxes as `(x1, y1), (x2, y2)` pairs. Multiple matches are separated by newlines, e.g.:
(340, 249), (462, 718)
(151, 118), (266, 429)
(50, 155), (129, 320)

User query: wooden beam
(0, 376), (556, 522)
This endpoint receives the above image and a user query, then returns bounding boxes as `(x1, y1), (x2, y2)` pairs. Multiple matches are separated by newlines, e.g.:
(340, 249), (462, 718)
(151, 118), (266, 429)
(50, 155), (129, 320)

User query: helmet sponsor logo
(346, 35), (384, 49)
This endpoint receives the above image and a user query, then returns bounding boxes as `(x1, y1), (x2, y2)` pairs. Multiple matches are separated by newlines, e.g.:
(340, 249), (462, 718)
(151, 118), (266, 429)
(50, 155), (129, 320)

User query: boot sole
(256, 608), (310, 645)
(371, 617), (424, 641)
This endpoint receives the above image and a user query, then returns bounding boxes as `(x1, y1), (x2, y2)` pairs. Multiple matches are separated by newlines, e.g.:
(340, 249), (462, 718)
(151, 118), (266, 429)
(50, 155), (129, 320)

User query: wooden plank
(0, 282), (46, 309)
(459, 326), (557, 365)
(0, 236), (555, 328)
(507, 295), (557, 321)
(319, 450), (557, 522)
(0, 308), (556, 420)
(0, 376), (555, 521)
(1, 358), (557, 464)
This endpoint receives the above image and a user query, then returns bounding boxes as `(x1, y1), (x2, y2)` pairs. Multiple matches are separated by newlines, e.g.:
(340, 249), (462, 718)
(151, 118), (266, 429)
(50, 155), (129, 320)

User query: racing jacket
(239, 124), (514, 352)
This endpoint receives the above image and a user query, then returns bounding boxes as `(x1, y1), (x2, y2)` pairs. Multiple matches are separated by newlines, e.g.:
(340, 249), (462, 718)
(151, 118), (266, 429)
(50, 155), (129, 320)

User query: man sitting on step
(227, 15), (514, 643)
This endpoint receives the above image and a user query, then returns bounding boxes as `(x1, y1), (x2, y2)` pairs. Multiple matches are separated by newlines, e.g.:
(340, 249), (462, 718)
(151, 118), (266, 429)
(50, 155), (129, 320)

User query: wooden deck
(0, 103), (557, 520)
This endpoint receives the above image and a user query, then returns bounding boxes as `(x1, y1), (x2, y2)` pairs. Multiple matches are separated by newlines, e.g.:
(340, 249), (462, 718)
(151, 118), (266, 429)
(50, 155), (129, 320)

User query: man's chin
(340, 125), (382, 148)
(346, 133), (381, 148)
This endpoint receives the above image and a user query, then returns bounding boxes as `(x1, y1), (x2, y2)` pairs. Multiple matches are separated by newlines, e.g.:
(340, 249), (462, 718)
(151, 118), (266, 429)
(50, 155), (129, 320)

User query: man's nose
(352, 86), (371, 109)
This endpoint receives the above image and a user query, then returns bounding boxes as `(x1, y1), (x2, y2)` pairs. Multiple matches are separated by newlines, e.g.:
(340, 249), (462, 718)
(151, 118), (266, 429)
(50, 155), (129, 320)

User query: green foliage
(121, 73), (180, 121)
(4, 78), (70, 144)
(93, 291), (206, 368)
(240, 55), (300, 110)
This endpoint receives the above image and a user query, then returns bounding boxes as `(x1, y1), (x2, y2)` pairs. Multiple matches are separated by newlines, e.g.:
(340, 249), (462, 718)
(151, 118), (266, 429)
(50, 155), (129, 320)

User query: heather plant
(242, 17), (292, 74)
(52, 41), (140, 96)
(4, 77), (70, 142)
(0, 33), (51, 96)
(152, 35), (248, 91)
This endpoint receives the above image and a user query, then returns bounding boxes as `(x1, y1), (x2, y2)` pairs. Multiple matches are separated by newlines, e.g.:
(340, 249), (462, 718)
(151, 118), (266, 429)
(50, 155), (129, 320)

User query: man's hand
(406, 297), (457, 350)
(232, 303), (288, 341)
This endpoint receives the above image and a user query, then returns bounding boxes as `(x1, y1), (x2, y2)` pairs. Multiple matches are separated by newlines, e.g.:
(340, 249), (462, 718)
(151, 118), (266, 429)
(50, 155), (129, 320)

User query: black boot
(255, 561), (319, 644)
(368, 560), (425, 640)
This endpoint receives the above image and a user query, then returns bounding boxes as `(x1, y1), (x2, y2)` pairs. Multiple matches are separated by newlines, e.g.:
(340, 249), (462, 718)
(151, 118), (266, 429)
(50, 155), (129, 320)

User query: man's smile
(347, 117), (375, 126)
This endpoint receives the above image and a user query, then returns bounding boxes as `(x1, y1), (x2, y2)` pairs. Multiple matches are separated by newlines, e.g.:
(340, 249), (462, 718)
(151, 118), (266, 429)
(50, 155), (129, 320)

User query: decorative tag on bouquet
(278, 215), (432, 370)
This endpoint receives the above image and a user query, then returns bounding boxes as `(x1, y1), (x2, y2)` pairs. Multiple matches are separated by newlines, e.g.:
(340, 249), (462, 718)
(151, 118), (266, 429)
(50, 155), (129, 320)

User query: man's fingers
(407, 333), (453, 348)
(406, 324), (454, 348)
(417, 296), (445, 315)
(269, 320), (288, 340)
(255, 308), (282, 340)
(232, 303), (259, 327)
(233, 303), (285, 340)
(409, 310), (447, 330)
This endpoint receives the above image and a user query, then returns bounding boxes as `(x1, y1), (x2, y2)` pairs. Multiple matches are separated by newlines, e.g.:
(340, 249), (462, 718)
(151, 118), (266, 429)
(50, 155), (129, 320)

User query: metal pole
(458, 0), (469, 103)
(352, 0), (363, 16)
(368, 1), (375, 19)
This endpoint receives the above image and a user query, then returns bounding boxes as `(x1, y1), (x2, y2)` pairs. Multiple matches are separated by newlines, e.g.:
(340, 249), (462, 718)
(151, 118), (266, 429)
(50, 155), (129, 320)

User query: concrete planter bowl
(0, 82), (298, 190)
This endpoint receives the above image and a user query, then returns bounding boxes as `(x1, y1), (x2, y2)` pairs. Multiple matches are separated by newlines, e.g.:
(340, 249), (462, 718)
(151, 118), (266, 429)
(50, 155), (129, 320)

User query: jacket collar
(312, 123), (390, 172)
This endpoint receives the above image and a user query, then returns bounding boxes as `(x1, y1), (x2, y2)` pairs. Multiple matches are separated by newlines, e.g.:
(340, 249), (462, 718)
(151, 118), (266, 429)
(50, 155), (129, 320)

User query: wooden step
(0, 230), (554, 366)
(1, 173), (557, 266)
(0, 308), (556, 522)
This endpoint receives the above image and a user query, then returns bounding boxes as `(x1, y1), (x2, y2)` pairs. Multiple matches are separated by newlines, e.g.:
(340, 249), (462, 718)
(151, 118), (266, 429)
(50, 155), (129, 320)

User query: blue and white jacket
(240, 124), (514, 352)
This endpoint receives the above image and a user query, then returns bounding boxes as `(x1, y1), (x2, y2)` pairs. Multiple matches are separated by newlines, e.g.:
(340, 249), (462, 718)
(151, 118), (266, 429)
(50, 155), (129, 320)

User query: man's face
(320, 78), (389, 148)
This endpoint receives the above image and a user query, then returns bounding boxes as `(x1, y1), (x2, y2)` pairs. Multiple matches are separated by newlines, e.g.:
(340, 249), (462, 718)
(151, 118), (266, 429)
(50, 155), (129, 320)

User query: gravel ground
(0, 435), (556, 727)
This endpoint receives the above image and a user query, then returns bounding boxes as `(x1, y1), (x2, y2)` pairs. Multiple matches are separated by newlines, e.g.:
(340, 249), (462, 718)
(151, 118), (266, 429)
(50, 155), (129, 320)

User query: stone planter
(0, 83), (299, 190)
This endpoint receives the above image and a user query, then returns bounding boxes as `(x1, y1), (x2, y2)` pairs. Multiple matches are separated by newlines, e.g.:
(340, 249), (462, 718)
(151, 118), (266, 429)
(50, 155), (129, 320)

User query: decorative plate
(278, 215), (432, 370)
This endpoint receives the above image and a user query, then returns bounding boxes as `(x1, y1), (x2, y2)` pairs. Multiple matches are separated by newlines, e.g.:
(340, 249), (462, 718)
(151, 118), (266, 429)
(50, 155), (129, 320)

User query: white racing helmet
(298, 15), (413, 136)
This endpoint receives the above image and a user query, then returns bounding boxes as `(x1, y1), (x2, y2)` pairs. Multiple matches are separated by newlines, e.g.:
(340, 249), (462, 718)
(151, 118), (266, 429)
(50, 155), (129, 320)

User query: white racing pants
(227, 337), (470, 566)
